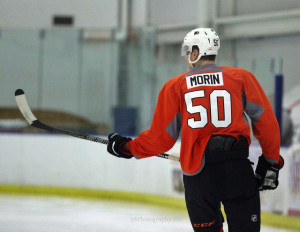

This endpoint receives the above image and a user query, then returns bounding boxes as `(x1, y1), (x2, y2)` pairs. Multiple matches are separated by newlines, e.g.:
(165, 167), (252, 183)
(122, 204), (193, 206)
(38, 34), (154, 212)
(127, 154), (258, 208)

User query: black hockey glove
(107, 133), (133, 159)
(255, 154), (284, 191)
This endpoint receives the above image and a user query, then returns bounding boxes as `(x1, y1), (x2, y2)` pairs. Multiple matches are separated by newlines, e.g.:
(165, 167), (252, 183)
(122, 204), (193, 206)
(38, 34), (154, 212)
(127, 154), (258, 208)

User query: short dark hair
(200, 55), (216, 61)
(192, 45), (216, 61)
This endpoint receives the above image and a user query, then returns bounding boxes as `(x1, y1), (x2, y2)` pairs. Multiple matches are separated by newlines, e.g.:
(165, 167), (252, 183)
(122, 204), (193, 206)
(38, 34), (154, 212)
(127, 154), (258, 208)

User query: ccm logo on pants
(194, 219), (215, 227)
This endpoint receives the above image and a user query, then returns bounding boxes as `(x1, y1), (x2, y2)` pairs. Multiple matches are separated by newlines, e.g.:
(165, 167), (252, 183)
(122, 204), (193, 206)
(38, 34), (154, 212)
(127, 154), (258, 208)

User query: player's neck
(193, 60), (215, 67)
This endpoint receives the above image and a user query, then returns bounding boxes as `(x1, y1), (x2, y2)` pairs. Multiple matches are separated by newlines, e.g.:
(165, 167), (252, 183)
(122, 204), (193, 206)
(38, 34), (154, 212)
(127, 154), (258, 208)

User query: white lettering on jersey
(186, 72), (224, 89)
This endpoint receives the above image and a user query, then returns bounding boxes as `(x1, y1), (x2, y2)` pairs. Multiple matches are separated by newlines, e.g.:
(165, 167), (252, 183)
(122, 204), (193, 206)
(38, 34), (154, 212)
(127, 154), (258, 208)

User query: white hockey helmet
(181, 28), (220, 64)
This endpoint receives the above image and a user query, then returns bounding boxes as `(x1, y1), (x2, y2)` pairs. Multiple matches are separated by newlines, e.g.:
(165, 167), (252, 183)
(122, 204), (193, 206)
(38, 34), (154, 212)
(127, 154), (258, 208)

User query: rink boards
(0, 133), (298, 217)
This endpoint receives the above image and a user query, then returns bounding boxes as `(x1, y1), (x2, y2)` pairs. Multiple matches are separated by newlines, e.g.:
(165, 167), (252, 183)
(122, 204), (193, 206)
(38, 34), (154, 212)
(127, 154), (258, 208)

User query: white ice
(0, 195), (295, 232)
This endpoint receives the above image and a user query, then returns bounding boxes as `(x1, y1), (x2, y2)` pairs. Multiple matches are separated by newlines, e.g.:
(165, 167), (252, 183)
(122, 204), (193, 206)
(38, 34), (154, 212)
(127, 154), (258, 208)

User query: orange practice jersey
(128, 64), (281, 175)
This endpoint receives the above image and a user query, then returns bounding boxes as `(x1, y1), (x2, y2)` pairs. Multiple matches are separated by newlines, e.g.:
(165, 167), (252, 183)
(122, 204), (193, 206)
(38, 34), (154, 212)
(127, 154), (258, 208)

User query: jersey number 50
(184, 90), (232, 128)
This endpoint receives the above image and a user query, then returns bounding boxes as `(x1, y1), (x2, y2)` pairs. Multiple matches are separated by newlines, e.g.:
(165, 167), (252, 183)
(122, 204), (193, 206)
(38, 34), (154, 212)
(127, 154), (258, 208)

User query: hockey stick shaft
(32, 120), (109, 144)
(15, 89), (180, 162)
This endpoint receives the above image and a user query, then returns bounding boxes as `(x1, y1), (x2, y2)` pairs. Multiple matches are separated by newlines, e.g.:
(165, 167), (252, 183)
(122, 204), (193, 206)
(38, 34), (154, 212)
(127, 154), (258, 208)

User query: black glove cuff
(255, 155), (270, 177)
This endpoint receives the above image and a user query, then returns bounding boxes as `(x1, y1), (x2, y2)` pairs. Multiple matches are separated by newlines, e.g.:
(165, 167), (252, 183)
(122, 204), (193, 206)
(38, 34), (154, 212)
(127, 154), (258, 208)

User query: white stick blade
(15, 89), (37, 125)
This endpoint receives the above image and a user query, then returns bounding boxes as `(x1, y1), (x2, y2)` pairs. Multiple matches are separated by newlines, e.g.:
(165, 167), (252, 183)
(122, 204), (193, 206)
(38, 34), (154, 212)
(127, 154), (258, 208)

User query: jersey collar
(191, 63), (217, 71)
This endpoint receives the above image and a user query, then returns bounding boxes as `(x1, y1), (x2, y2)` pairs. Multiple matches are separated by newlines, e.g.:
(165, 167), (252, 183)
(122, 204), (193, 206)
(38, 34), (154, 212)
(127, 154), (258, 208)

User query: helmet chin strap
(188, 53), (202, 66)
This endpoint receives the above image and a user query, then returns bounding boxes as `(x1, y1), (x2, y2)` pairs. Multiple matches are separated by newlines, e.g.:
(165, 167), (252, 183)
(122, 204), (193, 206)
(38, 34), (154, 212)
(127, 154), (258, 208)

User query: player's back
(128, 63), (278, 175)
(178, 64), (252, 175)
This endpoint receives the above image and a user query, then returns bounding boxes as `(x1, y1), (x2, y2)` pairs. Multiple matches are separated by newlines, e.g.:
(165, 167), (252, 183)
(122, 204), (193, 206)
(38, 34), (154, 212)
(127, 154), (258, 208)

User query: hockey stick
(15, 89), (180, 162)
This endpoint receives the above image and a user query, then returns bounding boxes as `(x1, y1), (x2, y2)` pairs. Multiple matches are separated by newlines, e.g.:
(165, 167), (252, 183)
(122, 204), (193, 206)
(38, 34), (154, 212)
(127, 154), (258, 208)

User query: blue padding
(275, 74), (283, 134)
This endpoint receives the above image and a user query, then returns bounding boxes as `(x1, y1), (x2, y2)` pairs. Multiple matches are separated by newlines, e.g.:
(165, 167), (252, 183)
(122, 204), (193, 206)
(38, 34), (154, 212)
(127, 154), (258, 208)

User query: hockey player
(107, 28), (284, 232)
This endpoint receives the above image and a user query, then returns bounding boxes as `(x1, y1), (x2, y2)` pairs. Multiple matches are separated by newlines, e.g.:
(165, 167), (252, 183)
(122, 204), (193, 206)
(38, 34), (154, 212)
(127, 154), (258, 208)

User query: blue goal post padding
(275, 74), (284, 136)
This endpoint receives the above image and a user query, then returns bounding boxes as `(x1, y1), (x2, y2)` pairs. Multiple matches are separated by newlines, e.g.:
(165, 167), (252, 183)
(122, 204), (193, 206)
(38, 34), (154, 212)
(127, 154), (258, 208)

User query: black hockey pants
(183, 136), (260, 232)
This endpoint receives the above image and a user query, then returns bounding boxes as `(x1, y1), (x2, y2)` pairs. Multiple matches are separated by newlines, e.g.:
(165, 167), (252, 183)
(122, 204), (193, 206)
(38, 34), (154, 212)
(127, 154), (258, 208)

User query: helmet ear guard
(187, 46), (202, 65)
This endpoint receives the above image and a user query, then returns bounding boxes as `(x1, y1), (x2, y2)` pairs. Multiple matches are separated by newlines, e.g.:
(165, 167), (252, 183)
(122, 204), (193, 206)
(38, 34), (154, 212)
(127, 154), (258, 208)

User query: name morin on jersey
(186, 72), (224, 89)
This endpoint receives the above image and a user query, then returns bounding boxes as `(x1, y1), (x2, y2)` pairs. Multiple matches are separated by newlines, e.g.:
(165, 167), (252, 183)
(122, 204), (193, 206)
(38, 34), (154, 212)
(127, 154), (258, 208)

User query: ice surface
(0, 195), (295, 232)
